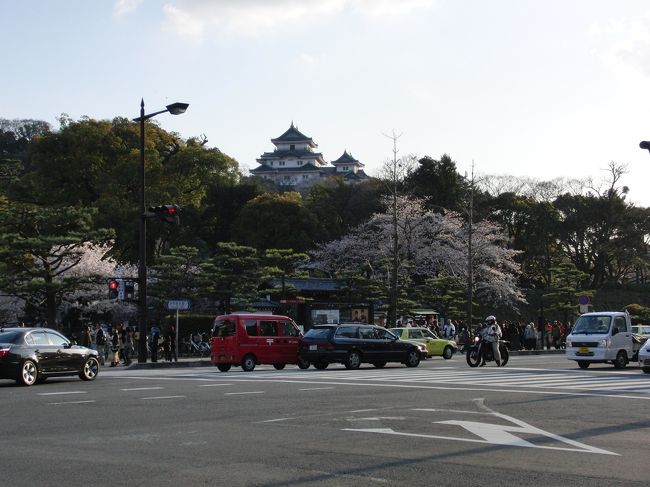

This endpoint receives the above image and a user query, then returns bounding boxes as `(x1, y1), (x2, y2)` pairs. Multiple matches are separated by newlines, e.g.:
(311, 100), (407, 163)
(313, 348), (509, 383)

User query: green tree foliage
(414, 275), (467, 320)
(405, 154), (466, 210)
(199, 242), (267, 314)
(10, 116), (240, 262)
(231, 192), (321, 252)
(542, 260), (593, 323)
(304, 178), (384, 242)
(0, 201), (114, 327)
(148, 246), (202, 314)
(262, 248), (309, 301)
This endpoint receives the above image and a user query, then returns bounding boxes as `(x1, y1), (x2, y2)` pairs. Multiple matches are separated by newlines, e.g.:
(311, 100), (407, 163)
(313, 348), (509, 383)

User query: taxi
(391, 327), (458, 359)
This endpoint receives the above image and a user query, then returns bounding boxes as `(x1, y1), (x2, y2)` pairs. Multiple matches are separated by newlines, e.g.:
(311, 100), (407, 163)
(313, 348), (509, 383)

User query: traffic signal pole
(138, 100), (148, 363)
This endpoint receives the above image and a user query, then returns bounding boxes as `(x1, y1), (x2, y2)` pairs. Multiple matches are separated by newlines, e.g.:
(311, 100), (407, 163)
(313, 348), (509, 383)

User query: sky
(4, 0), (650, 206)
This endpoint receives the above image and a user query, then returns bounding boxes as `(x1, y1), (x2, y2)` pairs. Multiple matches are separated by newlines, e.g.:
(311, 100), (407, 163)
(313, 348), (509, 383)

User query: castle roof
(271, 123), (317, 148)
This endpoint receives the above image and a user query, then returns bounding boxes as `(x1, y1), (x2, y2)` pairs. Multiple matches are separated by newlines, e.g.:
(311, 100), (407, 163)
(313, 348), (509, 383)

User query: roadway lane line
(299, 387), (334, 391)
(37, 391), (87, 395)
(199, 383), (233, 387)
(140, 396), (185, 400)
(120, 387), (164, 391)
(224, 391), (265, 396)
(48, 400), (96, 405)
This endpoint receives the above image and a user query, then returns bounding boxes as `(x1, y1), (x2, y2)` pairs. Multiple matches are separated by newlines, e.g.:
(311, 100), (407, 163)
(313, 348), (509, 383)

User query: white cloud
(588, 14), (650, 77)
(113, 0), (144, 17)
(161, 0), (434, 39)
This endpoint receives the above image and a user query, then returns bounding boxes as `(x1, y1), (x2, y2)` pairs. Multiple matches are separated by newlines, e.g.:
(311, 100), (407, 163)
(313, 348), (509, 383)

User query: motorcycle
(466, 334), (509, 367)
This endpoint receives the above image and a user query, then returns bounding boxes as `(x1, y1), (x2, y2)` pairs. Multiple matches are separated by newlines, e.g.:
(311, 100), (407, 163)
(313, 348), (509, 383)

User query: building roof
(266, 278), (341, 292)
(271, 123), (317, 148)
(257, 149), (324, 160)
(250, 162), (326, 174)
(331, 150), (364, 167)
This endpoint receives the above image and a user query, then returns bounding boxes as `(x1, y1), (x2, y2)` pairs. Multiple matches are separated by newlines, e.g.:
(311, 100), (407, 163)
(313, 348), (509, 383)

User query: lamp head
(166, 102), (189, 115)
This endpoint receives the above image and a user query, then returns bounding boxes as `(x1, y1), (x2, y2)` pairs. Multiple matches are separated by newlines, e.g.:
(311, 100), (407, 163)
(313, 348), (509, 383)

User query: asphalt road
(2, 354), (650, 486)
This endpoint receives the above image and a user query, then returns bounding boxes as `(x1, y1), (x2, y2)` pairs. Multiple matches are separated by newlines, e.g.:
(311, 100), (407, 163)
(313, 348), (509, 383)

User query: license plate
(309, 345), (317, 351)
(579, 347), (589, 354)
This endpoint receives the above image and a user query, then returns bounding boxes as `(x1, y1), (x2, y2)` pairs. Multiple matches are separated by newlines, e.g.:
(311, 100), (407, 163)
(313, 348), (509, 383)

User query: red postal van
(210, 314), (310, 372)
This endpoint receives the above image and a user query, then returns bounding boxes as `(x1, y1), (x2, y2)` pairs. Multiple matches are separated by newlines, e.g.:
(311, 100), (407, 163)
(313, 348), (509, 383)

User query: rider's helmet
(485, 315), (497, 325)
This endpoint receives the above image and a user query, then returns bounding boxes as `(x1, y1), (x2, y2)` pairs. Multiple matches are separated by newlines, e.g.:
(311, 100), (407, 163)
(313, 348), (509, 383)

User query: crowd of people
(74, 322), (180, 366)
(391, 316), (573, 351)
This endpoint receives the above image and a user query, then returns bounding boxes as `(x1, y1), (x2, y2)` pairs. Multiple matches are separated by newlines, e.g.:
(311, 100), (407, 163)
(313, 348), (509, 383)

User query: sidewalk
(117, 348), (565, 369)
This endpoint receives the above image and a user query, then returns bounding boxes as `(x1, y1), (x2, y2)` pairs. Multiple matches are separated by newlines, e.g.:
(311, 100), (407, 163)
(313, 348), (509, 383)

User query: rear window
(0, 330), (22, 344)
(213, 319), (236, 337)
(304, 328), (333, 340)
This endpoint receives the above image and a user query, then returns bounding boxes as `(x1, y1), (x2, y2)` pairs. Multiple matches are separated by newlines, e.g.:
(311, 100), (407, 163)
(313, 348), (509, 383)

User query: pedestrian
(524, 322), (536, 350)
(122, 326), (134, 365)
(110, 328), (121, 367)
(150, 326), (160, 362)
(442, 319), (456, 340)
(80, 325), (92, 348)
(94, 324), (107, 365)
(162, 332), (171, 362)
(167, 325), (178, 362)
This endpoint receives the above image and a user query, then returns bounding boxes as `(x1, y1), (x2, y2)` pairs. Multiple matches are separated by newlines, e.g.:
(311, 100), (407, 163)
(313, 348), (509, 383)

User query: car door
(46, 330), (77, 372)
(611, 316), (633, 357)
(374, 326), (401, 361)
(358, 326), (380, 361)
(420, 328), (443, 356)
(212, 318), (238, 364)
(27, 330), (59, 373)
(258, 320), (280, 364)
(278, 320), (301, 363)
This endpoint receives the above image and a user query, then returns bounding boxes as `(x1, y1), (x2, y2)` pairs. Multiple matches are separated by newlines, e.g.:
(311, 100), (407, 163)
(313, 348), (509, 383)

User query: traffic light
(124, 281), (135, 301)
(108, 280), (119, 299)
(148, 204), (180, 224)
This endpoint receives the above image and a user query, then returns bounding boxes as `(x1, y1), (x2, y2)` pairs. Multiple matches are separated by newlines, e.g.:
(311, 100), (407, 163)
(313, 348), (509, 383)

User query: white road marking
(199, 383), (233, 387)
(140, 395), (185, 400)
(344, 399), (618, 456)
(299, 387), (334, 391)
(120, 387), (163, 391)
(47, 400), (96, 405)
(224, 391), (265, 396)
(260, 418), (293, 423)
(37, 391), (87, 396)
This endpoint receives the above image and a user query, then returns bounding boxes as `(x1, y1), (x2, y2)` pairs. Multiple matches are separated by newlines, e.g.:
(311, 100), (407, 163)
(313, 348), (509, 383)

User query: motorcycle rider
(483, 315), (502, 366)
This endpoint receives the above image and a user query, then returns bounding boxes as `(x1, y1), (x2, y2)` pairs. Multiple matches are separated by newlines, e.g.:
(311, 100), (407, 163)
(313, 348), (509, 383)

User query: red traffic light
(108, 280), (119, 299)
(148, 204), (180, 224)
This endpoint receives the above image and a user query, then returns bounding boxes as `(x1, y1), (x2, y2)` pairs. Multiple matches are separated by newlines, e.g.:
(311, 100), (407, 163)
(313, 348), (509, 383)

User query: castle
(250, 123), (370, 187)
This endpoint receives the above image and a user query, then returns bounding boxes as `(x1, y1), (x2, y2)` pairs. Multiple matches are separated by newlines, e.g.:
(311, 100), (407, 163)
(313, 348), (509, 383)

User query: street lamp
(133, 99), (188, 363)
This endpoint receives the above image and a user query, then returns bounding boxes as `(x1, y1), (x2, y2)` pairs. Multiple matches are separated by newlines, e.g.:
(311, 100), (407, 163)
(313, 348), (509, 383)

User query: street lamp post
(134, 99), (188, 363)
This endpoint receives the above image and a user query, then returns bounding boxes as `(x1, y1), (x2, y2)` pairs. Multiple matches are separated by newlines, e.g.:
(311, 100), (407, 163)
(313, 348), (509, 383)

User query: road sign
(578, 295), (590, 306)
(165, 299), (191, 311)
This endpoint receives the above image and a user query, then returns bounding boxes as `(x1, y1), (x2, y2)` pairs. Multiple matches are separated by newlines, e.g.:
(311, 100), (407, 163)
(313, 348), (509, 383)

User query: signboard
(165, 299), (191, 311)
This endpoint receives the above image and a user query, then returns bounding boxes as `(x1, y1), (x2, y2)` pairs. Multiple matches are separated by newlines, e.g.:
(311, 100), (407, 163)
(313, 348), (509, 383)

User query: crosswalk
(228, 367), (650, 394)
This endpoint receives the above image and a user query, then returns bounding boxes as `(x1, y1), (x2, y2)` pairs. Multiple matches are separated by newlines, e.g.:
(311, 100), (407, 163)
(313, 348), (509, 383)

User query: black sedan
(0, 327), (100, 386)
(298, 323), (427, 370)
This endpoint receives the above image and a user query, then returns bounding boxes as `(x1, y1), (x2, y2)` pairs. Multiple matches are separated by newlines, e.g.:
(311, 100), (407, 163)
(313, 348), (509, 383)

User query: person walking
(122, 326), (134, 365)
(150, 326), (160, 362)
(79, 325), (92, 348)
(94, 324), (107, 365)
(167, 325), (178, 362)
(110, 328), (121, 367)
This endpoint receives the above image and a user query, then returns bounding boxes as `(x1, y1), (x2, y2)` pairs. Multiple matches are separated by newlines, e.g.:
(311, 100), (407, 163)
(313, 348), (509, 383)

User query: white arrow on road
(343, 399), (617, 456)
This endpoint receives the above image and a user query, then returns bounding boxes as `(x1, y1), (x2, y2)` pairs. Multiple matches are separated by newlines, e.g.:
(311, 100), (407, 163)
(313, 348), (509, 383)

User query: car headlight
(565, 339), (572, 347)
(598, 338), (610, 348)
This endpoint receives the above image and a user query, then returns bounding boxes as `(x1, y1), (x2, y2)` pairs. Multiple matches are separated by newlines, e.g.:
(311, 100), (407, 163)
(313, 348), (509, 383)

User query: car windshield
(304, 328), (333, 339)
(0, 330), (22, 344)
(375, 327), (397, 340)
(572, 315), (612, 334)
(422, 329), (438, 339)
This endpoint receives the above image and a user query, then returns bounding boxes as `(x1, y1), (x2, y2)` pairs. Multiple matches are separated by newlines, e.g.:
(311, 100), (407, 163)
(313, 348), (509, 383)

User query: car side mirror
(64, 342), (72, 349)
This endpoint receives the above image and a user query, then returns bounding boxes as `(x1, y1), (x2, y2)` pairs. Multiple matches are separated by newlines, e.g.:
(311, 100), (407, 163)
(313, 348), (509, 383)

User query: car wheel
(442, 346), (454, 360)
(613, 351), (627, 369)
(297, 358), (310, 369)
(313, 361), (328, 370)
(273, 364), (286, 370)
(372, 361), (387, 368)
(241, 354), (256, 372)
(17, 360), (38, 386)
(466, 348), (481, 368)
(344, 351), (362, 370)
(79, 357), (100, 381)
(405, 349), (420, 367)
(643, 367), (650, 374)
(577, 361), (590, 369)
(217, 364), (232, 372)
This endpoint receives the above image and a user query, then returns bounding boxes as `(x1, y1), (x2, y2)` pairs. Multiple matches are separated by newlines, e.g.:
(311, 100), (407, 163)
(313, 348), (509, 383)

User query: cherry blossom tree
(310, 195), (524, 321)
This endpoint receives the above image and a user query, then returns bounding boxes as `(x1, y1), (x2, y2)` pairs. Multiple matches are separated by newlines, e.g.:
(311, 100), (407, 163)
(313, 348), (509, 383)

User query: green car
(391, 327), (458, 359)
